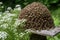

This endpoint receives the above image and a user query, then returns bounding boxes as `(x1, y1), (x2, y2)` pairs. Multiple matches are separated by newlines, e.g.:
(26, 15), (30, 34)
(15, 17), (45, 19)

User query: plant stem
(30, 33), (47, 40)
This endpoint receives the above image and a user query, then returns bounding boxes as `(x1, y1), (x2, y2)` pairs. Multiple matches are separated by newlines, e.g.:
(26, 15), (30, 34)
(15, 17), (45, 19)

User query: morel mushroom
(19, 2), (60, 40)
(19, 2), (55, 30)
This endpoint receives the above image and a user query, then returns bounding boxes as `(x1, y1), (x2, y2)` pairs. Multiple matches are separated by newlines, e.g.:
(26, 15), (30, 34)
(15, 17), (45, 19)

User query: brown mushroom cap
(19, 2), (55, 30)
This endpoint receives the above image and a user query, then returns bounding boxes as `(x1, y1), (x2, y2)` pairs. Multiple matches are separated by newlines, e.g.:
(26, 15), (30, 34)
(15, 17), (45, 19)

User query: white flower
(14, 7), (21, 11)
(17, 7), (21, 11)
(19, 33), (25, 37)
(0, 13), (16, 23)
(3, 13), (16, 18)
(6, 13), (16, 17)
(0, 23), (8, 29)
(14, 19), (21, 27)
(7, 7), (12, 11)
(0, 31), (8, 40)
(1, 6), (4, 8)
(0, 19), (4, 22)
(14, 19), (26, 27)
(2, 16), (8, 19)
(6, 18), (12, 21)
(13, 29), (17, 33)
(4, 11), (9, 13)
(0, 2), (3, 5)
(0, 14), (2, 17)
(14, 5), (21, 11)
(15, 5), (21, 8)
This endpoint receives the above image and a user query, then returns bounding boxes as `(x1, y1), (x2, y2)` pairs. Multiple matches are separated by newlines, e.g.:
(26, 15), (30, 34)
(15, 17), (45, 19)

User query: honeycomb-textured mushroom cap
(19, 2), (55, 30)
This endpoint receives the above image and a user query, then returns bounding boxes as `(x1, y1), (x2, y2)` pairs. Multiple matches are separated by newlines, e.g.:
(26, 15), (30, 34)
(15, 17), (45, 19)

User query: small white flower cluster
(14, 19), (26, 27)
(0, 2), (3, 5)
(0, 4), (28, 40)
(7, 7), (12, 11)
(14, 19), (21, 27)
(0, 23), (8, 29)
(0, 31), (8, 40)
(4, 5), (21, 13)
(0, 2), (4, 12)
(14, 5), (21, 11)
(0, 13), (16, 24)
(0, 10), (19, 39)
(19, 33), (25, 37)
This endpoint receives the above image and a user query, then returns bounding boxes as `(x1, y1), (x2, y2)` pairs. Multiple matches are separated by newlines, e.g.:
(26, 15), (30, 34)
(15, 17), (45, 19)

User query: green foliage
(0, 7), (60, 40)
(0, 10), (19, 40)
(47, 7), (60, 40)
(0, 0), (60, 40)
(0, 0), (60, 11)
(0, 8), (30, 40)
(51, 7), (60, 26)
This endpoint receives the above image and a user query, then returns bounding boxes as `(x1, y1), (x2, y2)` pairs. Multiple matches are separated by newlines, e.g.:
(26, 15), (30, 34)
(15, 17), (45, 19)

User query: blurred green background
(0, 0), (60, 40)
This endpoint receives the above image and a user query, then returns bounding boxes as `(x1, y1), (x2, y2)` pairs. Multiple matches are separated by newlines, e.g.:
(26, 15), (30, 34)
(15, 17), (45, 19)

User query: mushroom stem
(30, 34), (47, 40)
